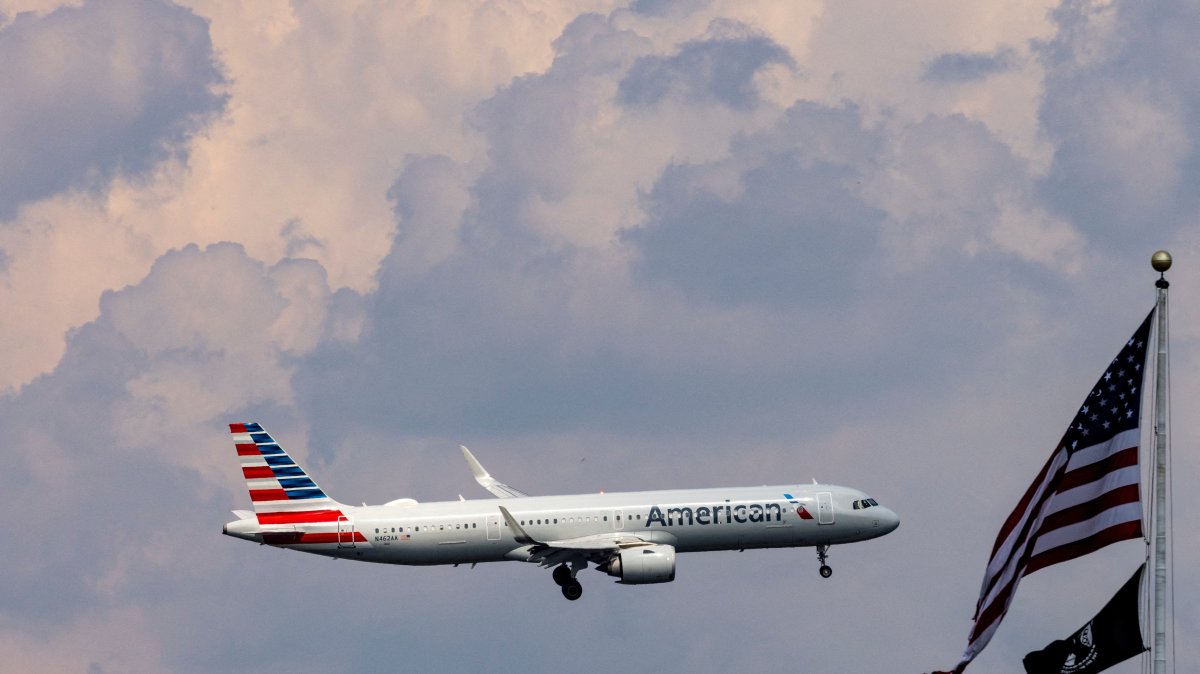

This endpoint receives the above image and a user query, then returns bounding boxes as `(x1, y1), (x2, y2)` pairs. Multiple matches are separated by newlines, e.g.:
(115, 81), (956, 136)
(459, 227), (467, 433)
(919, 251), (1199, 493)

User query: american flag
(936, 309), (1154, 673)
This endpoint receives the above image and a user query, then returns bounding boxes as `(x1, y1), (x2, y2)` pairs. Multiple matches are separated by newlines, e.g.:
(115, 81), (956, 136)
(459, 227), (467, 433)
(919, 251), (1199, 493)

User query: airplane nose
(876, 507), (900, 534)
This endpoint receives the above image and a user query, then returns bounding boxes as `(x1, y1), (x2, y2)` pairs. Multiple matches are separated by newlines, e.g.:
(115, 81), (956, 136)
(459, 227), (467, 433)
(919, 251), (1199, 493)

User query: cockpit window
(852, 498), (881, 510)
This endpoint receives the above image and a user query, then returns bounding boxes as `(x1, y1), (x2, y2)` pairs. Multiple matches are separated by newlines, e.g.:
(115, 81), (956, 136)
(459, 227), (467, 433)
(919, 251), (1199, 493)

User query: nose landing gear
(816, 545), (832, 578)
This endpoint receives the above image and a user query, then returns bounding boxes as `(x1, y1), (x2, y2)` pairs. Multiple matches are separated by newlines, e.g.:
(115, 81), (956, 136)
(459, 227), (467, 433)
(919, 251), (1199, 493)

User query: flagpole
(1151, 250), (1171, 674)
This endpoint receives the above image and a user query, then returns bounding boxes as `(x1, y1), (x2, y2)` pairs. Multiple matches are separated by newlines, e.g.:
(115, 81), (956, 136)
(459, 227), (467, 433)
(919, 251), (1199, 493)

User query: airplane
(223, 423), (900, 600)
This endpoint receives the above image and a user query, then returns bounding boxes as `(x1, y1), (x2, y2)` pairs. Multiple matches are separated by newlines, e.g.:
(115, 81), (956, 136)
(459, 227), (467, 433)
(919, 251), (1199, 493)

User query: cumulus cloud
(1036, 0), (1200, 245)
(0, 1), (615, 392)
(0, 244), (344, 637)
(1, 1), (1198, 672)
(624, 101), (883, 308)
(617, 20), (794, 110)
(0, 0), (226, 219)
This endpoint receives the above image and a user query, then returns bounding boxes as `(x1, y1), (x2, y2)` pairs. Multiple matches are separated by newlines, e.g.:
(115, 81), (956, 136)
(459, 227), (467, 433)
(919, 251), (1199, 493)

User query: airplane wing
(497, 505), (653, 568)
(460, 445), (529, 498)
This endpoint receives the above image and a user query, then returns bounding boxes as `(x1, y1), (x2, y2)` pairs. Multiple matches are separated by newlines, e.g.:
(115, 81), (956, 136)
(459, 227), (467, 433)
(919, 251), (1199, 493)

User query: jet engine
(599, 544), (676, 584)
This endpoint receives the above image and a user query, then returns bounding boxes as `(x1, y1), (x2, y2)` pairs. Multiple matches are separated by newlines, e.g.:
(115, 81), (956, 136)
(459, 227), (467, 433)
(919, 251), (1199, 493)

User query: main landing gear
(816, 545), (832, 578)
(553, 564), (583, 601)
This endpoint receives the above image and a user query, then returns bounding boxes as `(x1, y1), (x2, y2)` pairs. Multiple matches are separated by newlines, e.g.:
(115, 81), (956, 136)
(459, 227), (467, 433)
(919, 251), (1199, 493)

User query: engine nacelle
(600, 544), (676, 584)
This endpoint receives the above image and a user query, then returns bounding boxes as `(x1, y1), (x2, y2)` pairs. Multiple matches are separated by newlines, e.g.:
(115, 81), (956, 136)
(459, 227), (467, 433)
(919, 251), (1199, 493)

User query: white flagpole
(1151, 250), (1171, 674)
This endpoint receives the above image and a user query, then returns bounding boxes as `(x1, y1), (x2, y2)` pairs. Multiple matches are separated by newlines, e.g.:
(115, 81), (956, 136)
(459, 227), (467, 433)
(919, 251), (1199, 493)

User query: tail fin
(229, 422), (346, 525)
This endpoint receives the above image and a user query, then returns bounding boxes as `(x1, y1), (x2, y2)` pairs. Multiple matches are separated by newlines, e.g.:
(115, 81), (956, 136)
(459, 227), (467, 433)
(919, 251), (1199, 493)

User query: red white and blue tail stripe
(231, 422), (337, 511)
(229, 423), (365, 545)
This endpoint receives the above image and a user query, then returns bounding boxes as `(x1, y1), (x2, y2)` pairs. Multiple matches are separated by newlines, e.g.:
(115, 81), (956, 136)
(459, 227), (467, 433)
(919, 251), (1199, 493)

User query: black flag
(1023, 563), (1148, 674)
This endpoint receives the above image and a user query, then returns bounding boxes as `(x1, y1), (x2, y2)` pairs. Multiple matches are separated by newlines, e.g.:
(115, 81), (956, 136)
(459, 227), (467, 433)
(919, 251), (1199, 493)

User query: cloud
(1, 2), (1198, 673)
(872, 112), (1083, 273)
(922, 46), (1019, 83)
(623, 101), (884, 308)
(1036, 0), (1200, 245)
(0, 1), (609, 392)
(0, 0), (226, 219)
(0, 243), (344, 632)
(617, 20), (794, 110)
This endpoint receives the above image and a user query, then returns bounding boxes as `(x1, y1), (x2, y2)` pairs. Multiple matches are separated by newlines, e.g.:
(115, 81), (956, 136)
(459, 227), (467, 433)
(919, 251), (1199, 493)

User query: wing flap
(495, 509), (652, 568)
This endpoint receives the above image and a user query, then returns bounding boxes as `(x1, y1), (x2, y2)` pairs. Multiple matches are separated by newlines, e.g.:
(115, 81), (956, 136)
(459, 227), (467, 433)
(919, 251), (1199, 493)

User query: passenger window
(603, 516), (608, 521)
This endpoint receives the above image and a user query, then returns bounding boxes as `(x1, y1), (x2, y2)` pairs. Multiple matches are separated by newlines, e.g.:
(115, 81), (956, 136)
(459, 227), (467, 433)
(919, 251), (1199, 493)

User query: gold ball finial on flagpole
(1152, 250), (1172, 273)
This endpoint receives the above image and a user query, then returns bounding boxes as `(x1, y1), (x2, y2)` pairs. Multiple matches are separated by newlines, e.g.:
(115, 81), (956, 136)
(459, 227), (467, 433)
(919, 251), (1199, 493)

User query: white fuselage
(226, 483), (899, 565)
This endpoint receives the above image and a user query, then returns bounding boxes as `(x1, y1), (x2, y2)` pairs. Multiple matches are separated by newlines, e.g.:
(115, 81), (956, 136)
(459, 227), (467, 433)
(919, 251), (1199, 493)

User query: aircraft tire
(561, 580), (583, 601)
(819, 565), (832, 578)
(552, 564), (572, 586)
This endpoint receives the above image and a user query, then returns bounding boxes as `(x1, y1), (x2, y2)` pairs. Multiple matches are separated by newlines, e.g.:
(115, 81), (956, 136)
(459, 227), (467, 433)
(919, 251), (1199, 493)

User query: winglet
(460, 445), (529, 498)
(498, 505), (539, 545)
(461, 445), (491, 481)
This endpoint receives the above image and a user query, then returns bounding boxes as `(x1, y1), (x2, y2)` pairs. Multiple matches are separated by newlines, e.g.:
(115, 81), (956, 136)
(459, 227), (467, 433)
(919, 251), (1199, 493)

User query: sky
(0, 0), (1196, 672)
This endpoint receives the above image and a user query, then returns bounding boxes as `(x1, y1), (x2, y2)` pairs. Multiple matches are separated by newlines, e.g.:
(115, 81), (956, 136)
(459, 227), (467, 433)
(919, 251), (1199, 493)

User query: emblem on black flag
(1023, 564), (1148, 673)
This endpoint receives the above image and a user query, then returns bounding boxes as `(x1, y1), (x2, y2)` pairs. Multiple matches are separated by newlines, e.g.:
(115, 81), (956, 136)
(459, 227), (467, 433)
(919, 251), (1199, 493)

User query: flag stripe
(977, 446), (1069, 613)
(1030, 501), (1142, 556)
(1038, 483), (1141, 534)
(1044, 464), (1140, 514)
(972, 573), (1018, 641)
(1025, 520), (1143, 576)
(988, 446), (1062, 559)
(1057, 445), (1138, 492)
(1064, 428), (1139, 471)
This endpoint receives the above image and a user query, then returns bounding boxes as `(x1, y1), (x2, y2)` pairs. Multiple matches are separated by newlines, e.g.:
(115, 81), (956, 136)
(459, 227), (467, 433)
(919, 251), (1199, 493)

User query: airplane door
(816, 492), (834, 525)
(337, 516), (356, 548)
(485, 514), (500, 541)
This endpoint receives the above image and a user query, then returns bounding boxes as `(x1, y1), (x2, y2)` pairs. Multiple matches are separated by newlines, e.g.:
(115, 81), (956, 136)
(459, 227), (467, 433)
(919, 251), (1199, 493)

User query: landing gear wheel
(552, 564), (572, 587)
(819, 565), (833, 578)
(816, 544), (831, 578)
(561, 580), (583, 601)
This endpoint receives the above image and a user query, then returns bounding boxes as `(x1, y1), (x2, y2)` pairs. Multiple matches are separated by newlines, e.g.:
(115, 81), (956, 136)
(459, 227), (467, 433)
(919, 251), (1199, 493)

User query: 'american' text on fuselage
(646, 502), (783, 527)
